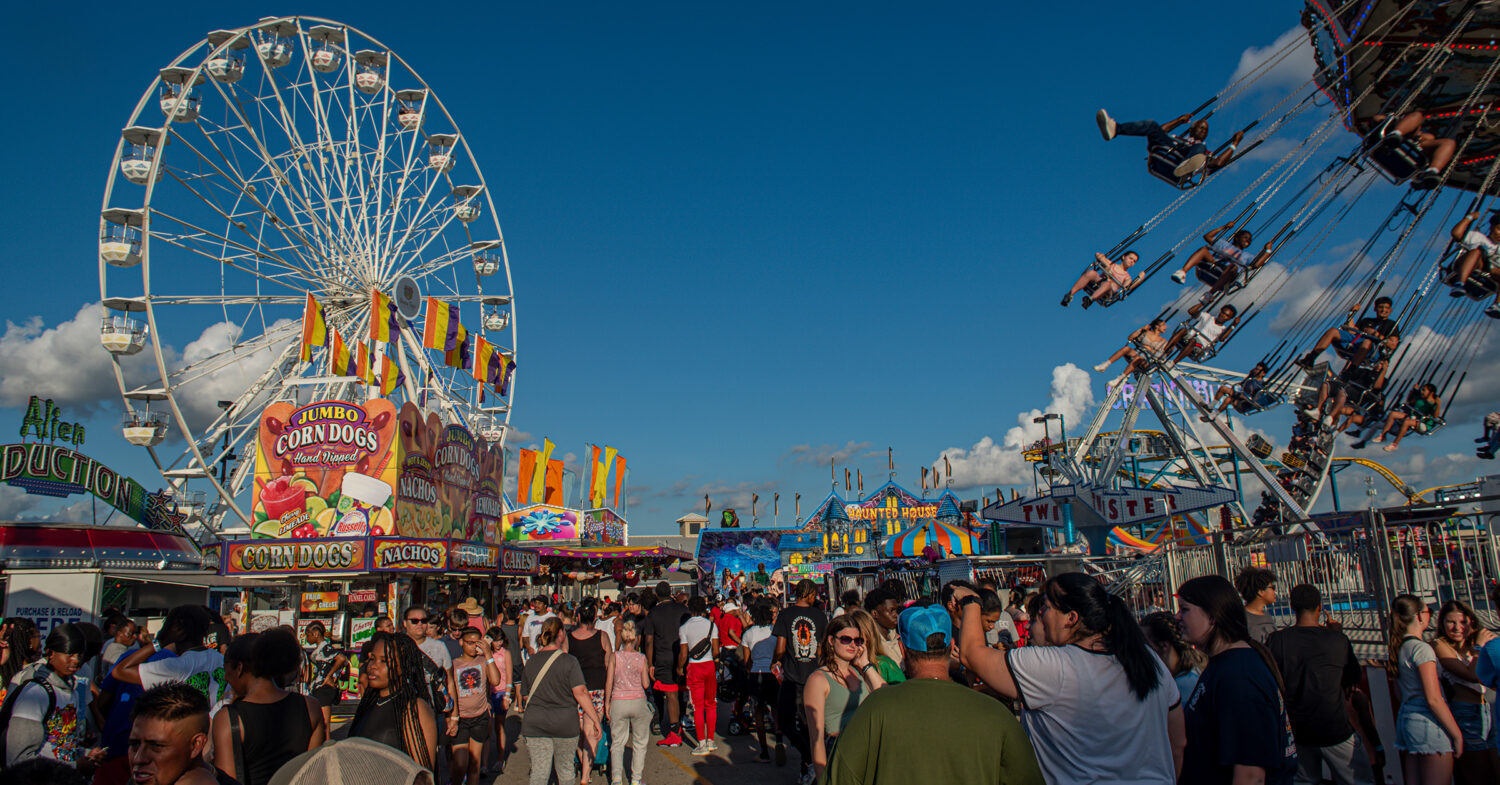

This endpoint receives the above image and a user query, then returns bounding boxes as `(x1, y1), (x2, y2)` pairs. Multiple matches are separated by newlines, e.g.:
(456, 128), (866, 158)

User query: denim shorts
(1451, 701), (1495, 750)
(1396, 702), (1454, 754)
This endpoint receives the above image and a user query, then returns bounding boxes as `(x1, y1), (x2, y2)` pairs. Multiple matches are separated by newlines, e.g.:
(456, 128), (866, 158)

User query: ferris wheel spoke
(148, 212), (337, 294)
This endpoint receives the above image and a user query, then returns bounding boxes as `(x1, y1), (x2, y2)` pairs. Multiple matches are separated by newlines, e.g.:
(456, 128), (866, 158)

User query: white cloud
(780, 440), (873, 466)
(934, 364), (1095, 490)
(1227, 27), (1314, 93)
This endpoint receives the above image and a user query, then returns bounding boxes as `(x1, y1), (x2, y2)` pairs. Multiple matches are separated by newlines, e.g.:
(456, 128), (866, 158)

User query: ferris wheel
(98, 16), (516, 535)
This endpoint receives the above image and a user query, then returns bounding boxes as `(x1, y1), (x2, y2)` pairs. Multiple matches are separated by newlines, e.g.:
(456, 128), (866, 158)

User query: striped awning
(881, 518), (980, 558)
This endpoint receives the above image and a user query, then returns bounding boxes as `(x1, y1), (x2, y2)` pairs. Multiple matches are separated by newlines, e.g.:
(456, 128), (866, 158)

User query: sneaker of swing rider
(1082, 296), (1094, 310)
(1170, 270), (1187, 284)
(1485, 303), (1500, 319)
(1093, 362), (1110, 373)
(1451, 286), (1467, 297)
(1097, 109), (1117, 141)
(1173, 153), (1208, 178)
(1412, 168), (1441, 190)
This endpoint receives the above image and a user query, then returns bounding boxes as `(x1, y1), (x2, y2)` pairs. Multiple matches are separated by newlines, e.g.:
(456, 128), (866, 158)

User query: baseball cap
(897, 604), (952, 652)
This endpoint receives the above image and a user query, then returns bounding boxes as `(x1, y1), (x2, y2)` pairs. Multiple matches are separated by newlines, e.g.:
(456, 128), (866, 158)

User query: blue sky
(1, 1), (1493, 534)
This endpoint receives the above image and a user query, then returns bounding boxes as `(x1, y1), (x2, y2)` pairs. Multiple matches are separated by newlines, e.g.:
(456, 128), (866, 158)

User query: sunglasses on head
(834, 634), (864, 646)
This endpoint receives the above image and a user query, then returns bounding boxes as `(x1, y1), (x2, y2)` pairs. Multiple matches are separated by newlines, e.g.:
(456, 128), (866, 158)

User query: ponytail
(1044, 573), (1162, 701)
(1387, 594), (1424, 678)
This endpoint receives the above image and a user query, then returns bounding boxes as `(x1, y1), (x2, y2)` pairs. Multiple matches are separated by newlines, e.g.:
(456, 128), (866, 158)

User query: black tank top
(571, 630), (607, 690)
(349, 695), (407, 753)
(232, 693), (312, 785)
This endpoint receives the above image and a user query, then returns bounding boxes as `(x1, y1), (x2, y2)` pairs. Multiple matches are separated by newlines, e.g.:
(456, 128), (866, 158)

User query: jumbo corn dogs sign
(252, 399), (506, 546)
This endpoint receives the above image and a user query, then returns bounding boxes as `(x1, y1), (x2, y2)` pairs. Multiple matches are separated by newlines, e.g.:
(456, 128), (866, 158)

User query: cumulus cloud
(780, 440), (872, 466)
(0, 302), (294, 438)
(1227, 27), (1315, 93)
(932, 364), (1095, 491)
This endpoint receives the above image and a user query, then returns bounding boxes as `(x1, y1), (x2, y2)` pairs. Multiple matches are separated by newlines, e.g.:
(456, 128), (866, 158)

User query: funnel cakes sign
(251, 400), (398, 539)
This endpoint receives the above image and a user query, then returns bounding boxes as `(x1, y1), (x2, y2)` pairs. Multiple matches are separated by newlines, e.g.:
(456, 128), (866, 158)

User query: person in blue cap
(822, 604), (1042, 785)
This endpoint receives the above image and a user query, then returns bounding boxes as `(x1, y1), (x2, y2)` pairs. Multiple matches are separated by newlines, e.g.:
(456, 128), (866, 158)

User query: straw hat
(456, 597), (484, 616)
(268, 737), (432, 785)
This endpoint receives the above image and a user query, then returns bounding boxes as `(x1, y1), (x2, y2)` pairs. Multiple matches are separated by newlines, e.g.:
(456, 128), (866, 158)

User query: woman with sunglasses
(803, 615), (886, 781)
(1388, 595), (1464, 785)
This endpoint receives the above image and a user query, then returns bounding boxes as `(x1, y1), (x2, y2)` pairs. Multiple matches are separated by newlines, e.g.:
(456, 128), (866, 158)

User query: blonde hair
(618, 620), (640, 650)
(847, 609), (884, 664)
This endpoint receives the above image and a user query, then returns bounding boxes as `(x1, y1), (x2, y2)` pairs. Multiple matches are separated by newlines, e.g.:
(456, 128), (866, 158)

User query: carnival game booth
(0, 523), (275, 634)
(880, 518), (982, 560)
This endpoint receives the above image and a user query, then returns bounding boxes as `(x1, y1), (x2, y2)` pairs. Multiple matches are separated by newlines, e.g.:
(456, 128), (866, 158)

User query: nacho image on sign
(371, 537), (448, 571)
(223, 538), (367, 575)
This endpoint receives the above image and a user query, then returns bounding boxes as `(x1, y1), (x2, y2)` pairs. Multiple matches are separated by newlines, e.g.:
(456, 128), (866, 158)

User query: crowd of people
(3, 569), (1500, 785)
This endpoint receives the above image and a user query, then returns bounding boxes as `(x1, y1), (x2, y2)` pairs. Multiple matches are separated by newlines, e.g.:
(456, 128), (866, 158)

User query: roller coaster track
(1331, 457), (1424, 503)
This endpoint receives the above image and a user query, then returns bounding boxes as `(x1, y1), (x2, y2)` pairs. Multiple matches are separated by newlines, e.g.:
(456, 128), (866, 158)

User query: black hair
(486, 626), (507, 647)
(44, 623), (88, 657)
(352, 632), (432, 769)
(749, 604), (774, 627)
(402, 605), (428, 622)
(622, 592), (640, 606)
(1233, 567), (1277, 604)
(878, 578), (908, 602)
(504, 605), (520, 622)
(940, 580), (977, 608)
(74, 622), (104, 664)
(1288, 584), (1322, 614)
(0, 618), (38, 684)
(103, 614), (132, 636)
(305, 620), (326, 637)
(862, 587), (895, 612)
(977, 588), (1004, 615)
(225, 632), (259, 669)
(0, 757), (89, 785)
(1042, 573), (1161, 700)
(654, 582), (672, 599)
(1139, 612), (1206, 677)
(1233, 229), (1252, 242)
(158, 604), (214, 651)
(252, 628), (303, 679)
(460, 627), (483, 640)
(1221, 304), (1238, 318)
(794, 579), (817, 600)
(577, 599), (598, 626)
(132, 681), (210, 732)
(688, 596), (708, 616)
(1374, 296), (1392, 307)
(1178, 575), (1287, 697)
(839, 590), (861, 608)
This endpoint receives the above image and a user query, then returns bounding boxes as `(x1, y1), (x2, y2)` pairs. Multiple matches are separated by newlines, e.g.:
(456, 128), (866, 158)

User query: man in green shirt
(822, 604), (1043, 785)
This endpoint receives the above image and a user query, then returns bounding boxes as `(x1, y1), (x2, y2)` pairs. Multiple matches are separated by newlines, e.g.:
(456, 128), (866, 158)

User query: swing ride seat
(1443, 266), (1498, 301)
(1246, 433), (1275, 459)
(1396, 403), (1446, 437)
(1230, 391), (1280, 416)
(1146, 141), (1205, 190)
(1080, 256), (1130, 308)
(1362, 122), (1425, 185)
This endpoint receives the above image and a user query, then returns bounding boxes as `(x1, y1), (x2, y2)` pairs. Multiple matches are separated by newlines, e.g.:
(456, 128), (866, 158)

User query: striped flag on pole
(299, 293), (327, 361)
(370, 287), (400, 344)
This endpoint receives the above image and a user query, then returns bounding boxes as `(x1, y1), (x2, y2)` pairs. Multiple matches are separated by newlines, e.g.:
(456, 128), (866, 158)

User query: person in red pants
(676, 597), (721, 757)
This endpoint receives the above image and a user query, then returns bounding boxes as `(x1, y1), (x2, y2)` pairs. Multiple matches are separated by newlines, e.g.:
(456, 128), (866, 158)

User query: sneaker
(1096, 109), (1117, 141)
(1293, 353), (1317, 371)
(1199, 414), (1214, 423)
(1412, 168), (1441, 190)
(1346, 429), (1364, 437)
(691, 742), (713, 757)
(1351, 440), (1368, 450)
(1170, 270), (1187, 284)
(1370, 434), (1384, 444)
(705, 739), (719, 751)
(1450, 286), (1467, 297)
(757, 750), (771, 762)
(1173, 153), (1208, 177)
(1486, 303), (1500, 319)
(1093, 362), (1109, 373)
(1301, 407), (1320, 419)
(1060, 293), (1072, 307)
(775, 742), (787, 766)
(1081, 296), (1094, 310)
(656, 732), (682, 748)
(1478, 449), (1495, 460)
(1383, 443), (1399, 452)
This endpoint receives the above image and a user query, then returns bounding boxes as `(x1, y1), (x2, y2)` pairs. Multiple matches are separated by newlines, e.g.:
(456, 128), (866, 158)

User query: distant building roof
(676, 513), (710, 524)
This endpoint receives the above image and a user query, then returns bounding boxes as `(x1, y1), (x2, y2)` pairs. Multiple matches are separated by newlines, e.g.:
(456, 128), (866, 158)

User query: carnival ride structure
(98, 17), (516, 537)
(1003, 0), (1500, 549)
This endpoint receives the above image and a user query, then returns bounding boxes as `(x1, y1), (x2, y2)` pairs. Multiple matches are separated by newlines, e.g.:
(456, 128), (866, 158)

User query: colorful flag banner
(515, 448), (536, 504)
(494, 354), (515, 396)
(299, 293), (327, 361)
(544, 458), (564, 506)
(444, 326), (470, 369)
(380, 352), (404, 396)
(329, 331), (353, 376)
(474, 337), (495, 385)
(369, 287), (400, 344)
(600, 446), (618, 508)
(612, 453), (627, 509)
(531, 438), (554, 505)
(422, 297), (468, 355)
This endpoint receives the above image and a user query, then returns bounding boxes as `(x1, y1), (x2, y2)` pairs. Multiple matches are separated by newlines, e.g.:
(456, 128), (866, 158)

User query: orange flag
(516, 448), (536, 504)
(544, 459), (564, 506)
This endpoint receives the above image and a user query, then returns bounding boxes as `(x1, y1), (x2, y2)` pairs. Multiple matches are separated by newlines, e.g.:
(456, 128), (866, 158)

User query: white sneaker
(691, 742), (713, 757)
(1301, 407), (1320, 419)
(1093, 362), (1109, 373)
(1173, 153), (1208, 177)
(1097, 109), (1117, 141)
(705, 739), (719, 751)
(1370, 434), (1384, 444)
(1171, 270), (1187, 284)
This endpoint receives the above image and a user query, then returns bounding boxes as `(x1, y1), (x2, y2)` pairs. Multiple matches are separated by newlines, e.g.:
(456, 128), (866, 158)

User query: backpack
(420, 654), (453, 714)
(0, 673), (58, 768)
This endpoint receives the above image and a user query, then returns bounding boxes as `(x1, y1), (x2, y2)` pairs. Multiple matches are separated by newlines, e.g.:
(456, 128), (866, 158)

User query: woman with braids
(349, 631), (438, 770)
(1, 618), (43, 696)
(1139, 611), (1206, 700)
(1387, 594), (1463, 785)
(1431, 599), (1500, 784)
(955, 572), (1184, 784)
(1176, 575), (1297, 785)
(211, 630), (325, 785)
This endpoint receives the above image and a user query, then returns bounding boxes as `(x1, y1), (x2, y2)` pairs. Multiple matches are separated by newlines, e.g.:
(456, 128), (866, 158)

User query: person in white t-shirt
(1450, 211), (1500, 317)
(1166, 305), (1239, 363)
(1171, 221), (1272, 288)
(676, 597), (720, 756)
(111, 606), (231, 716)
(519, 596), (557, 657)
(954, 574), (1185, 785)
(738, 604), (780, 763)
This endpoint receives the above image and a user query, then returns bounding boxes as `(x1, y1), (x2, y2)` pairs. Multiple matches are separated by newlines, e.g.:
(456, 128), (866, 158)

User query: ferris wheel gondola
(98, 16), (518, 536)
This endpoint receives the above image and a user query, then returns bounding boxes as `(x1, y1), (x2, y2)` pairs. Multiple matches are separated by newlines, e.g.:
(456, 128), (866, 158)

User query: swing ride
(998, 0), (1500, 549)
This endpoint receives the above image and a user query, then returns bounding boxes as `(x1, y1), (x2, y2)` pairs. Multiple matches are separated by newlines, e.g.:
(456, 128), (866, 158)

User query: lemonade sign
(251, 400), (399, 539)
